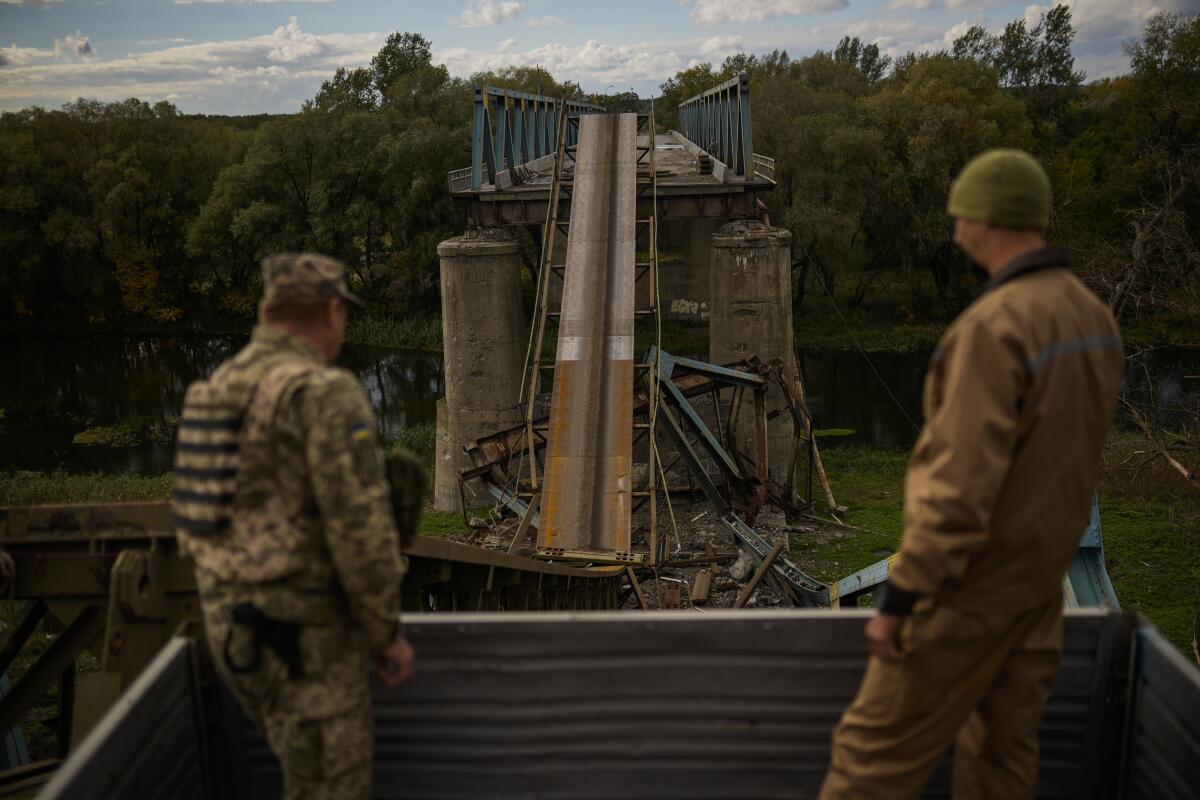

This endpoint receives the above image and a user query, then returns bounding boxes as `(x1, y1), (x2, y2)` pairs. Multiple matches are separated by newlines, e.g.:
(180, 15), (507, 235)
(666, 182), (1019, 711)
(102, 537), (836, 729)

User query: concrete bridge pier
(434, 229), (527, 512)
(708, 222), (797, 487)
(657, 219), (720, 323)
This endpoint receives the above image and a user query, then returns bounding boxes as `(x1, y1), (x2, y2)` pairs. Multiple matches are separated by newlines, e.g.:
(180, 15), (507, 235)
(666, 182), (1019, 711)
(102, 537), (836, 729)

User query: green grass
(417, 511), (467, 539)
(0, 460), (466, 540)
(794, 308), (944, 353)
(71, 415), (174, 447)
(795, 437), (1199, 654)
(346, 312), (442, 351)
(0, 471), (172, 505)
(789, 447), (908, 583)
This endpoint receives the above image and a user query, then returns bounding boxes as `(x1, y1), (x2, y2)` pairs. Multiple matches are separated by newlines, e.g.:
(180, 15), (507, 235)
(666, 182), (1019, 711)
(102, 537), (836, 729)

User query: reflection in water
(801, 345), (1200, 452)
(799, 349), (929, 450)
(1, 334), (1195, 474)
(0, 335), (443, 475)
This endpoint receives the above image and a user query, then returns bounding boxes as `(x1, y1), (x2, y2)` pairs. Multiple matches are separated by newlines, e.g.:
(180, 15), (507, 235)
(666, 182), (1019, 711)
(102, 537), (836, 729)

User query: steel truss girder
(677, 72), (754, 177)
(466, 85), (603, 190)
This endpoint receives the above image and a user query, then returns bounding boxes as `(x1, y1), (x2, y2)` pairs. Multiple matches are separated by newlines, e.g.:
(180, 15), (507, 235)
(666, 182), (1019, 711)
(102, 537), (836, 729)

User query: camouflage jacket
(174, 326), (405, 652)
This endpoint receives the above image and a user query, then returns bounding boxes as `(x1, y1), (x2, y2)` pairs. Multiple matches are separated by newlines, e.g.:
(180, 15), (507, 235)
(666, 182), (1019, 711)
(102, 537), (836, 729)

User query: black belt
(222, 602), (303, 678)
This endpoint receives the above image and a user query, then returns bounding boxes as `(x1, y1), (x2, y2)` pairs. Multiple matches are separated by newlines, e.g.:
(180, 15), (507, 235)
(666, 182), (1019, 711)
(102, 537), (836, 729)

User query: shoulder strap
(172, 378), (244, 536)
(242, 360), (322, 442)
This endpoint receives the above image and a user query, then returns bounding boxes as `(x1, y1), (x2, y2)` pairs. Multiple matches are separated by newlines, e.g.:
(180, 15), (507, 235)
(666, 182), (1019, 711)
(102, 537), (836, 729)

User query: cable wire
(814, 274), (922, 436)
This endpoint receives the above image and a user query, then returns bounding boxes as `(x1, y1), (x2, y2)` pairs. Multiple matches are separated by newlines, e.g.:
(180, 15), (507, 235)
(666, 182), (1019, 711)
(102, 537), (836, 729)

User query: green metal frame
(467, 86), (603, 190)
(677, 73), (754, 177)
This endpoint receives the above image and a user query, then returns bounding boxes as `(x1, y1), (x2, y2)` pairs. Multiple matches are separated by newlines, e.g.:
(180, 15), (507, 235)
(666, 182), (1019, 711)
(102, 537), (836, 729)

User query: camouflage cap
(260, 252), (362, 309)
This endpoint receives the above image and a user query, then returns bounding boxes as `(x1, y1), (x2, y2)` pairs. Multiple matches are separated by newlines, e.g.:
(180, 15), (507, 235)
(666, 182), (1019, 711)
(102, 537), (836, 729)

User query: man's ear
(324, 296), (341, 327)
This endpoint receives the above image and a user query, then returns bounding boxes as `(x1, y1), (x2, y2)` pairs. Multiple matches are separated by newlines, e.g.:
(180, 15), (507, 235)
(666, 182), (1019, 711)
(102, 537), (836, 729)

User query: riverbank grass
(3, 433), (1193, 651)
(346, 312), (442, 351)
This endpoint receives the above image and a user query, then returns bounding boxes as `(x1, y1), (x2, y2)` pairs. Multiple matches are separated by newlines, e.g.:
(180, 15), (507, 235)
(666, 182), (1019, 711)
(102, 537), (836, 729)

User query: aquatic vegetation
(71, 416), (174, 447)
(389, 423), (436, 464)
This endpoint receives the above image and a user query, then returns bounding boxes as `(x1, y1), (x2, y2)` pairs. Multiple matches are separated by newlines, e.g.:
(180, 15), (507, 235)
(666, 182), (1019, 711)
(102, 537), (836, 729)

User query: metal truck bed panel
(1124, 626), (1200, 799)
(41, 610), (1155, 799)
(38, 638), (210, 800)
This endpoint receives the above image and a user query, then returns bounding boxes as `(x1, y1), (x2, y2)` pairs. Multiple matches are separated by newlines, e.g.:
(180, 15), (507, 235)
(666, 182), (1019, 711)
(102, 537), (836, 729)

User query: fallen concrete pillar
(709, 221), (796, 485)
(434, 229), (526, 512)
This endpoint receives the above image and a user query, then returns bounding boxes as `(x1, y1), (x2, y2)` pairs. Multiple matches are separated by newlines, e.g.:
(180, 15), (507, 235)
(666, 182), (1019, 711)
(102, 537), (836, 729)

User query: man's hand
(865, 612), (907, 662)
(376, 635), (414, 687)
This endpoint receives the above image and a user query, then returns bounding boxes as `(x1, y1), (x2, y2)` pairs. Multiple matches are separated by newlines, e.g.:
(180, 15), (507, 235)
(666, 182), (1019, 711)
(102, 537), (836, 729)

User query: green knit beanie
(947, 149), (1052, 230)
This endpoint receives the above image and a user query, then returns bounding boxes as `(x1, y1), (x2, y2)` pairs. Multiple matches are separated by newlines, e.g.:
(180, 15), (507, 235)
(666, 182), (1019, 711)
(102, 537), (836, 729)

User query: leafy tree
(1056, 12), (1200, 324)
(833, 36), (892, 84)
(371, 32), (435, 96)
(308, 67), (378, 113)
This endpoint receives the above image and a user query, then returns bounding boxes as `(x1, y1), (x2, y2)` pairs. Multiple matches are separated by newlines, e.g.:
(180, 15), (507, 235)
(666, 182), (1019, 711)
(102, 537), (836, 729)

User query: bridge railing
(457, 86), (603, 191)
(678, 72), (754, 178)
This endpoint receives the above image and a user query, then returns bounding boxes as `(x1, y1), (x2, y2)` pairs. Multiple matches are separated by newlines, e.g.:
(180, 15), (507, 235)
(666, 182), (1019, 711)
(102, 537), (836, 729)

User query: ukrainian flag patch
(350, 421), (381, 482)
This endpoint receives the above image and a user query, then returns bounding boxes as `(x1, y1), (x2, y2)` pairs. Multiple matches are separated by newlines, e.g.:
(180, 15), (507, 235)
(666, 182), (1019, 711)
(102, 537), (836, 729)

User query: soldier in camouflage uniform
(172, 253), (413, 799)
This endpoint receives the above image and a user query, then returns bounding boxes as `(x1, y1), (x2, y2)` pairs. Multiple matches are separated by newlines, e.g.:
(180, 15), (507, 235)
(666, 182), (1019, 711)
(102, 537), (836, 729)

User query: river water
(0, 334), (1195, 475)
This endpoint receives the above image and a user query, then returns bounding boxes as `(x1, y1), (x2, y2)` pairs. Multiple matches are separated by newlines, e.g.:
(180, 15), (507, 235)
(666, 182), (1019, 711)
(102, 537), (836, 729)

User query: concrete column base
(709, 221), (796, 486)
(434, 228), (527, 513)
(433, 398), (526, 513)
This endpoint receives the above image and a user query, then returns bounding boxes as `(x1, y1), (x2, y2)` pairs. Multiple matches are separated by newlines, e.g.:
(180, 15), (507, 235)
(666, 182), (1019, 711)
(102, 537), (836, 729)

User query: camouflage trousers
(201, 594), (374, 800)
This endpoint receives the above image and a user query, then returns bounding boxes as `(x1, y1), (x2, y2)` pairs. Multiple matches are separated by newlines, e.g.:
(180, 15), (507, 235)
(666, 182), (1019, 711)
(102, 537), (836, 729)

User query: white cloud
(698, 35), (743, 59)
(0, 17), (385, 114)
(172, 0), (333, 4)
(453, 0), (525, 27)
(138, 38), (194, 46)
(266, 16), (323, 62)
(882, 0), (1000, 9)
(53, 31), (95, 61)
(942, 20), (974, 46)
(683, 0), (848, 25)
(526, 14), (564, 28)
(1051, 0), (1195, 42)
(0, 44), (54, 67)
(497, 37), (518, 53)
(438, 37), (688, 86)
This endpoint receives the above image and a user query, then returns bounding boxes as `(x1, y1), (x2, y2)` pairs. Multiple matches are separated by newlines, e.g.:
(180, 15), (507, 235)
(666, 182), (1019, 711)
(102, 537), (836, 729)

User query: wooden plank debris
(625, 566), (650, 610)
(704, 542), (722, 576)
(662, 582), (682, 609)
(662, 552), (737, 568)
(507, 492), (541, 555)
(691, 571), (712, 605)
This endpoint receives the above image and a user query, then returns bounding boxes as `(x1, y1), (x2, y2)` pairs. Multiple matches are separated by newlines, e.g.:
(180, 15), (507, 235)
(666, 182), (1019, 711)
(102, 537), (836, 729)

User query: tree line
(0, 12), (1196, 335)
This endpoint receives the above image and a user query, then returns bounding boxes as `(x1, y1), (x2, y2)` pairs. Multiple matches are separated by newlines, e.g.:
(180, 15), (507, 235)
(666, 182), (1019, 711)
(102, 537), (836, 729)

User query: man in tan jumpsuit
(820, 150), (1124, 799)
(172, 253), (413, 798)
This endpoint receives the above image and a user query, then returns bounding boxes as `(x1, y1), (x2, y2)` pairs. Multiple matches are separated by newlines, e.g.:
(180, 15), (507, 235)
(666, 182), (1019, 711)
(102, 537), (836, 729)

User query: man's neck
(261, 322), (330, 363)
(982, 233), (1047, 277)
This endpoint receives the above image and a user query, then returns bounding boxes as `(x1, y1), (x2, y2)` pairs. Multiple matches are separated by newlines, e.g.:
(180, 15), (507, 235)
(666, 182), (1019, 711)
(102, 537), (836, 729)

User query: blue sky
(0, 0), (1192, 114)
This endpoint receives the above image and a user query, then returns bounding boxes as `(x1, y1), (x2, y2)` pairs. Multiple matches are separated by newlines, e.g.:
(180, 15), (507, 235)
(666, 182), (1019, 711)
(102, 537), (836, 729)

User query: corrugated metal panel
(222, 609), (1124, 799)
(1124, 626), (1200, 799)
(38, 638), (211, 800)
